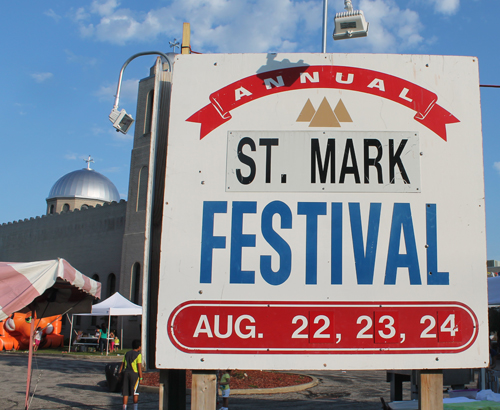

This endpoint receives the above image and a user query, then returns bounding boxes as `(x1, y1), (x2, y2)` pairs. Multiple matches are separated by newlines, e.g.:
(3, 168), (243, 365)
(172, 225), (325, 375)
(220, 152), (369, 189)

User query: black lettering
(236, 137), (256, 185)
(259, 138), (279, 183)
(389, 139), (410, 184)
(311, 138), (335, 183)
(364, 139), (383, 183)
(339, 139), (360, 184)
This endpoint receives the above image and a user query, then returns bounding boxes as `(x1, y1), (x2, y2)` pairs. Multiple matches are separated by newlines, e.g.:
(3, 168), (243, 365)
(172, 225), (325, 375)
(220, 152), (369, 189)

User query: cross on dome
(84, 155), (95, 170)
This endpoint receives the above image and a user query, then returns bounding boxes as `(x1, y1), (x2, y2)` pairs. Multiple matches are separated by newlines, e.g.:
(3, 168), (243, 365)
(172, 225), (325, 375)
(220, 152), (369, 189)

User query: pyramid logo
(297, 98), (352, 127)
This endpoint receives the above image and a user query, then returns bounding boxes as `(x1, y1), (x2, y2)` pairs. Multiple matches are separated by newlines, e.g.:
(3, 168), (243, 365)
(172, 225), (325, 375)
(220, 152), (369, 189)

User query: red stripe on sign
(0, 263), (41, 317)
(167, 301), (477, 355)
(186, 65), (459, 141)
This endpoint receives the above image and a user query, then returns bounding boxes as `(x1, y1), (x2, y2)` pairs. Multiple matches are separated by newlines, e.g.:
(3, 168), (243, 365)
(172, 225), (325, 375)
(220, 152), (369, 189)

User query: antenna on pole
(169, 39), (180, 53)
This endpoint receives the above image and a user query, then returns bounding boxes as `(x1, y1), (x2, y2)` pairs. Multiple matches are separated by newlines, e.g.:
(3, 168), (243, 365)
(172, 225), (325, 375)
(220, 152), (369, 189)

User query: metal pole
(113, 51), (172, 111)
(68, 314), (73, 353)
(106, 313), (111, 356)
(141, 57), (163, 370)
(322, 0), (328, 53)
(25, 311), (35, 410)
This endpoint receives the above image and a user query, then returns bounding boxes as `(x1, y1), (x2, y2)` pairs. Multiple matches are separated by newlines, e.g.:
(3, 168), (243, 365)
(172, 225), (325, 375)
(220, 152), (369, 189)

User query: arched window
(62, 203), (70, 212)
(144, 90), (154, 134)
(131, 263), (141, 305)
(136, 166), (148, 212)
(107, 273), (116, 297)
(81, 204), (89, 210)
(49, 204), (55, 214)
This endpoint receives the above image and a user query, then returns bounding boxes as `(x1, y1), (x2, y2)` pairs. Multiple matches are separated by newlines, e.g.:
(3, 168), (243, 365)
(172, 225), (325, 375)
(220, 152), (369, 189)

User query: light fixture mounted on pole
(333, 0), (369, 40)
(109, 51), (172, 134)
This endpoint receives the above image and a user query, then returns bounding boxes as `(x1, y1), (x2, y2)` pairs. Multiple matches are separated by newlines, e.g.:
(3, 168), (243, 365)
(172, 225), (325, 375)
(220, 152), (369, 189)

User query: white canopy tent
(69, 292), (142, 354)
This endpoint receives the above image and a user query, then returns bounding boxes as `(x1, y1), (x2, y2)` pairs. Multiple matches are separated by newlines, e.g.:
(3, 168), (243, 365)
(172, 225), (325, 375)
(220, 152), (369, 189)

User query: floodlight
(109, 108), (134, 134)
(333, 0), (369, 40)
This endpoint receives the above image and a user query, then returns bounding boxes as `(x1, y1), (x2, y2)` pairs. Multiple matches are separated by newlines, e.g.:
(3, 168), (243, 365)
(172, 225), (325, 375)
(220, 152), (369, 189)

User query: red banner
(186, 65), (459, 141)
(168, 301), (477, 355)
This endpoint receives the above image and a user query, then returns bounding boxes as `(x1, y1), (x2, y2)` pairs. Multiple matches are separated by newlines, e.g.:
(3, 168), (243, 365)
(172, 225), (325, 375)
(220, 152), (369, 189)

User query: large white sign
(156, 53), (488, 371)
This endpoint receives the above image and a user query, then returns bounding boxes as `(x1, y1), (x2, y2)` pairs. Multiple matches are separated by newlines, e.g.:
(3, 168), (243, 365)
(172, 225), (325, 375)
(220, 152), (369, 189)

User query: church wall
(0, 201), (127, 340)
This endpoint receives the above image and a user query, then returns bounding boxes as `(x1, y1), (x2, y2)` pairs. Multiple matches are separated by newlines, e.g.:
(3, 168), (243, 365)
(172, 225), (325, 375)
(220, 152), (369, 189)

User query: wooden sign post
(191, 370), (217, 410)
(419, 370), (443, 410)
(182, 23), (190, 54)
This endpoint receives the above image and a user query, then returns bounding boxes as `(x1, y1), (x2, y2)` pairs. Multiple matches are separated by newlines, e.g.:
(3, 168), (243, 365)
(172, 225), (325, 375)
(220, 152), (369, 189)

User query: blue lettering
(199, 200), (447, 288)
(260, 201), (292, 285)
(331, 203), (343, 284)
(426, 203), (449, 285)
(298, 202), (327, 285)
(230, 201), (257, 283)
(200, 201), (227, 283)
(350, 202), (381, 285)
(385, 203), (421, 285)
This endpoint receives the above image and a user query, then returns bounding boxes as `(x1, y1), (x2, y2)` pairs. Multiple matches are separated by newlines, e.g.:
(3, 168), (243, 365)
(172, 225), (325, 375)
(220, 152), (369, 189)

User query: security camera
(333, 2), (369, 40)
(109, 108), (134, 134)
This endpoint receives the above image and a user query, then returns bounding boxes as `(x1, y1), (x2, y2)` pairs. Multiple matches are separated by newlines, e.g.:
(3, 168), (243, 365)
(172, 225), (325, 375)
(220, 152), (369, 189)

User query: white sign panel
(226, 130), (420, 192)
(156, 53), (487, 371)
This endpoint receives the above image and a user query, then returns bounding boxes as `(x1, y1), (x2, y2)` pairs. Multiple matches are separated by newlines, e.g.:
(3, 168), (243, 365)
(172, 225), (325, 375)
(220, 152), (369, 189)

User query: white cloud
(75, 0), (322, 52)
(64, 49), (98, 67)
(494, 162), (500, 175)
(64, 153), (78, 161)
(109, 127), (133, 142)
(102, 166), (121, 174)
(427, 0), (460, 15)
(57, 0), (474, 63)
(31, 72), (53, 83)
(72, 0), (440, 54)
(91, 0), (120, 16)
(95, 78), (139, 103)
(73, 7), (90, 22)
(357, 0), (423, 52)
(91, 126), (107, 135)
(44, 9), (61, 22)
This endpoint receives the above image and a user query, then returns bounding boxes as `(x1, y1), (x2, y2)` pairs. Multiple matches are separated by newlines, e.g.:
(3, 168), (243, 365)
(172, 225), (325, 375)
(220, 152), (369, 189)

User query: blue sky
(2, 0), (500, 259)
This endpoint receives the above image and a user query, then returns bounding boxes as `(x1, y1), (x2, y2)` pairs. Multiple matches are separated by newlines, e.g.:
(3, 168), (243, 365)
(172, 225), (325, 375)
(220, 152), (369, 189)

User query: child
(219, 370), (231, 410)
(109, 330), (115, 352)
(34, 327), (42, 352)
(114, 334), (120, 352)
(119, 339), (143, 410)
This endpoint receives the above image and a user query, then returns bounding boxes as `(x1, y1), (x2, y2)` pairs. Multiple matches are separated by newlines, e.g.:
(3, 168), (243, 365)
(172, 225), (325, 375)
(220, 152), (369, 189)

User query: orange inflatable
(0, 312), (64, 351)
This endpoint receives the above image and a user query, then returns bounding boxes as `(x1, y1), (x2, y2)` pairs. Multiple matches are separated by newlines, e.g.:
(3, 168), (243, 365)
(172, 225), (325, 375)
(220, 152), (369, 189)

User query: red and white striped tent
(0, 258), (101, 321)
(0, 258), (100, 409)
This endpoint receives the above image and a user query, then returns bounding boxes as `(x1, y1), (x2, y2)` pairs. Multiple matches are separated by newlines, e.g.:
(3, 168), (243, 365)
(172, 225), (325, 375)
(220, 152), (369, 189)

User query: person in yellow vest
(219, 370), (231, 410)
(119, 339), (143, 410)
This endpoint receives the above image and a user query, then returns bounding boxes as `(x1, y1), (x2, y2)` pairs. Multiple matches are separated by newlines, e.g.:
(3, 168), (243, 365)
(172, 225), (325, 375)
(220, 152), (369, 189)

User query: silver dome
(47, 168), (121, 202)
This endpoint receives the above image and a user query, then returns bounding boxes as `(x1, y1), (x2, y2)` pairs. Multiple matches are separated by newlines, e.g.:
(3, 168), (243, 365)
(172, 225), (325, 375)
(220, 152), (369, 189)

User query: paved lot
(0, 351), (410, 409)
